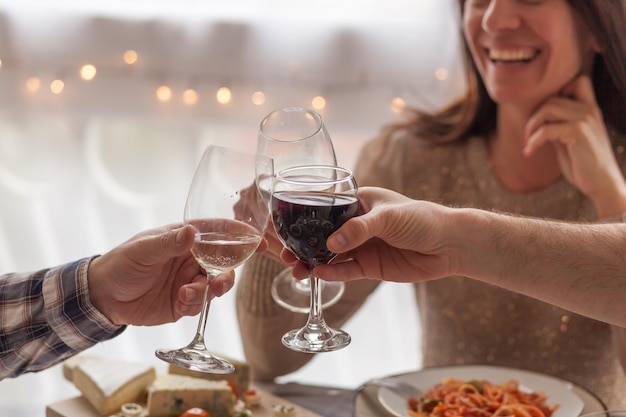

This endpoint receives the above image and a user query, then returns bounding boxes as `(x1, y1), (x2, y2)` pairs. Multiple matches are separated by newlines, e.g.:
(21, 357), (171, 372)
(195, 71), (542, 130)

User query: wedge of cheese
(168, 355), (249, 398)
(72, 358), (156, 415)
(61, 354), (100, 382)
(146, 374), (237, 417)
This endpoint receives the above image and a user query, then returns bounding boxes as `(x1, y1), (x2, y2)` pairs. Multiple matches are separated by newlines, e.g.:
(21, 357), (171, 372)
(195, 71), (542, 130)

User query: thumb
(143, 225), (195, 262)
(326, 214), (377, 254)
(171, 225), (196, 255)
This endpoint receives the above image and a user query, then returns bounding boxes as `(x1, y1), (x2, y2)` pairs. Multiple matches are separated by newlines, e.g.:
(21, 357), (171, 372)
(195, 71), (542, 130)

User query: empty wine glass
(156, 145), (272, 373)
(256, 106), (345, 313)
(271, 165), (358, 352)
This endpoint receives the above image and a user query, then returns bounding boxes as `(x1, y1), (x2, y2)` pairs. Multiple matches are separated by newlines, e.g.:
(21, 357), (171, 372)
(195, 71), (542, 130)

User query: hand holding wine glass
(271, 165), (358, 352)
(256, 107), (346, 313)
(155, 145), (272, 373)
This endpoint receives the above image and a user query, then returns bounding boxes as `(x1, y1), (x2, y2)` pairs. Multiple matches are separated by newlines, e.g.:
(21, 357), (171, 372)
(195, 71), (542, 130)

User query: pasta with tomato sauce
(407, 378), (559, 417)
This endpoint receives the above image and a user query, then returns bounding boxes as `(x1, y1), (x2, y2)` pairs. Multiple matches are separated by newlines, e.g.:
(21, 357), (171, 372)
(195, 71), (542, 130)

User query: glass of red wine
(270, 165), (358, 352)
(256, 107), (345, 314)
(156, 144), (272, 373)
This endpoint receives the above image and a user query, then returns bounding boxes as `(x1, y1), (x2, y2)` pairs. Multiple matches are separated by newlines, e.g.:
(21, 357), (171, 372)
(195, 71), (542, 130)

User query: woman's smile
(463, 0), (594, 106)
(486, 47), (538, 64)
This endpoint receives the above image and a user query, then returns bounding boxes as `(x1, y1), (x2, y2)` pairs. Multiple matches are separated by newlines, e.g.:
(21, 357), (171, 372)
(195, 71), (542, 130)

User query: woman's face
(462, 0), (598, 108)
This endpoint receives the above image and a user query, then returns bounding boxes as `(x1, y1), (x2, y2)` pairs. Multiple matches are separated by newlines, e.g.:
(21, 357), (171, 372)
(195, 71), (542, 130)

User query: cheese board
(46, 386), (324, 417)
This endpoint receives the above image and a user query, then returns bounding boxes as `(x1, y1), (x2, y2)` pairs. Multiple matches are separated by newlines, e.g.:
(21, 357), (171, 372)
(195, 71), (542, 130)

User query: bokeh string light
(1, 45), (456, 113)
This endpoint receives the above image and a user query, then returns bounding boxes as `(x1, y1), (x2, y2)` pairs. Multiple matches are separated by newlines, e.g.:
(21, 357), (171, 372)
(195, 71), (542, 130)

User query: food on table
(119, 402), (144, 417)
(168, 355), (250, 399)
(407, 378), (559, 417)
(146, 374), (236, 417)
(222, 380), (240, 398)
(61, 353), (266, 417)
(233, 401), (253, 417)
(243, 389), (261, 409)
(180, 407), (212, 417)
(272, 404), (296, 417)
(61, 353), (100, 381)
(71, 356), (156, 415)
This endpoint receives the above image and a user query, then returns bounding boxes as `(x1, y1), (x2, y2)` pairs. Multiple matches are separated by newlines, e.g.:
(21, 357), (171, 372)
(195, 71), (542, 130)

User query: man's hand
(87, 224), (234, 326)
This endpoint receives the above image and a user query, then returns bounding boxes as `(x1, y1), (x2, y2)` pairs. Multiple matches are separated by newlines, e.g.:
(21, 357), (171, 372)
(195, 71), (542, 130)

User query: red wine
(272, 191), (359, 267)
(191, 232), (261, 273)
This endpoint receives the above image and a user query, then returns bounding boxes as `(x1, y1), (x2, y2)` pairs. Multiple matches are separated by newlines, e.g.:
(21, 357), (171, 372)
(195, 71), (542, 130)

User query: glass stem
(307, 273), (326, 330)
(190, 272), (215, 351)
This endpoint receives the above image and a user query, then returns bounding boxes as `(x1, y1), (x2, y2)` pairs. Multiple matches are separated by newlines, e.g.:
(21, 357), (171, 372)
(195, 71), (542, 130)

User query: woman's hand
(233, 183), (281, 262)
(524, 75), (626, 218)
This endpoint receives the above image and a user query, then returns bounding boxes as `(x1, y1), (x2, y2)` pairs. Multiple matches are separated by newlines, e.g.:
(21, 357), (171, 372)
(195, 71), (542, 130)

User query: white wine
(191, 232), (261, 273)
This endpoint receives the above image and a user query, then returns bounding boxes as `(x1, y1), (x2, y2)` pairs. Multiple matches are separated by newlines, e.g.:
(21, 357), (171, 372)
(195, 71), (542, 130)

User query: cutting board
(46, 386), (324, 417)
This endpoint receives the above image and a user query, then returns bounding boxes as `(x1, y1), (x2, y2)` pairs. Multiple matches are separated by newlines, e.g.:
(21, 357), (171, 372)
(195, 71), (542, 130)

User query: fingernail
(334, 233), (347, 249)
(179, 303), (192, 315)
(176, 227), (186, 246)
(185, 287), (196, 301)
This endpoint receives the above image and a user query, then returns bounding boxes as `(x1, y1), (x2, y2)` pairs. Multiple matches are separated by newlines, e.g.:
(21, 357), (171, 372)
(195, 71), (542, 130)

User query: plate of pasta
(376, 365), (585, 417)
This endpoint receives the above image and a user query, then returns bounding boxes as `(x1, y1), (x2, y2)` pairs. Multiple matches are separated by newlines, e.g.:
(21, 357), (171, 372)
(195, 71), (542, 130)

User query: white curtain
(0, 1), (463, 415)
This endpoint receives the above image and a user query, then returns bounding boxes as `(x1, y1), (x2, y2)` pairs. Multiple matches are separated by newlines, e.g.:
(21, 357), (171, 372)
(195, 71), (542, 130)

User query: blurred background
(0, 0), (465, 414)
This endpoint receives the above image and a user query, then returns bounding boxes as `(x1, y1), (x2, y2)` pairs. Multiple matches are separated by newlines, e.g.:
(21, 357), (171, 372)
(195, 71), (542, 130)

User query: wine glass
(270, 165), (358, 352)
(156, 145), (272, 373)
(256, 106), (345, 313)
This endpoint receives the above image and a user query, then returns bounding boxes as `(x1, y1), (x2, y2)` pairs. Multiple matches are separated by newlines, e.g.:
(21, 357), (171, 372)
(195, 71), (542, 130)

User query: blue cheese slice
(72, 358), (156, 415)
(146, 374), (236, 417)
(168, 355), (250, 399)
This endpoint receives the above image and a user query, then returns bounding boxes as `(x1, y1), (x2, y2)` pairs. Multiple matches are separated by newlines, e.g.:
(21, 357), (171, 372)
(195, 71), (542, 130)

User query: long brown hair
(386, 0), (626, 143)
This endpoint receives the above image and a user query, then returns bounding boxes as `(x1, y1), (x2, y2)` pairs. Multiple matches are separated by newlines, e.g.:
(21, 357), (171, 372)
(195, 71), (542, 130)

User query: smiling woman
(0, 1), (464, 415)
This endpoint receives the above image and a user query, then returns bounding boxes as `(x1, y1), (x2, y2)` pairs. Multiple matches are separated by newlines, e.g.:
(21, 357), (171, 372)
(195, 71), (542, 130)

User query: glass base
(271, 268), (345, 313)
(155, 347), (235, 374)
(281, 325), (351, 353)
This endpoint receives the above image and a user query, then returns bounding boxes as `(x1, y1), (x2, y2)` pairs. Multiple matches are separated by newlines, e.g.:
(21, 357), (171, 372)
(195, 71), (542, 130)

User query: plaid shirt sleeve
(0, 256), (125, 379)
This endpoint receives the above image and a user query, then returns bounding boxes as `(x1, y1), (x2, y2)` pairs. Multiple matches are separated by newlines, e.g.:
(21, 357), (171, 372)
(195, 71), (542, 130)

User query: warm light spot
(156, 85), (172, 102)
(435, 67), (449, 81)
(50, 79), (65, 94)
(390, 97), (406, 112)
(80, 64), (97, 81)
(311, 96), (326, 110)
(26, 77), (41, 93)
(123, 50), (138, 65)
(182, 88), (199, 106)
(251, 91), (266, 106)
(0, 59), (2, 69)
(216, 87), (232, 104)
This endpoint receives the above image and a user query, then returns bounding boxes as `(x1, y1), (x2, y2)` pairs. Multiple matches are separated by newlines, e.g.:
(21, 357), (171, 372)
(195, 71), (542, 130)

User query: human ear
(590, 35), (603, 54)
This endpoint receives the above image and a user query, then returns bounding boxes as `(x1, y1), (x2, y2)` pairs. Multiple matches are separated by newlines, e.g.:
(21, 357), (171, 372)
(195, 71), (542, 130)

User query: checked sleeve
(0, 256), (125, 379)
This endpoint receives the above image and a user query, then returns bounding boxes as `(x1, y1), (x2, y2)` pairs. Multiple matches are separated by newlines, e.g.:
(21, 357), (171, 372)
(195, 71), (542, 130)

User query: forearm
(454, 209), (626, 327)
(0, 257), (124, 379)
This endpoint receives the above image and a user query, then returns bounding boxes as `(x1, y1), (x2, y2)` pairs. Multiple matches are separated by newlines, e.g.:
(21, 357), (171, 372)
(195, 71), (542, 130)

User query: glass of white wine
(155, 144), (272, 373)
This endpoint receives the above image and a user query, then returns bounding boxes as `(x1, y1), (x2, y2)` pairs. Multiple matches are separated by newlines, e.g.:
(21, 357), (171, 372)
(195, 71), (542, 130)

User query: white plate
(377, 365), (585, 417)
